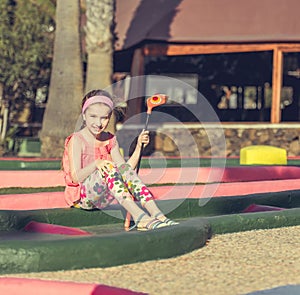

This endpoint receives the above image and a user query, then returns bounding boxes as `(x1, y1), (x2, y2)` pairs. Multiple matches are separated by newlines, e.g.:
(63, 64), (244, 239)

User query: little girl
(63, 89), (178, 231)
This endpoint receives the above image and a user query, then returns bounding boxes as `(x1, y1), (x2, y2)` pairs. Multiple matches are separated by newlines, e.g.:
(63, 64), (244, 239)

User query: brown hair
(82, 89), (125, 123)
(81, 89), (113, 109)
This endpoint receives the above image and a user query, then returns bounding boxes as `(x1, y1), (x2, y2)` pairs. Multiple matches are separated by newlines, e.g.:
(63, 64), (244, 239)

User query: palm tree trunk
(40, 0), (84, 157)
(86, 51), (113, 91)
(0, 83), (3, 136)
(84, 0), (115, 133)
(84, 0), (114, 92)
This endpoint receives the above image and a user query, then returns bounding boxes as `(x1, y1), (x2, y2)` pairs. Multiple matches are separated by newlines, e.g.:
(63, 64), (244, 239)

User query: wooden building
(113, 0), (300, 156)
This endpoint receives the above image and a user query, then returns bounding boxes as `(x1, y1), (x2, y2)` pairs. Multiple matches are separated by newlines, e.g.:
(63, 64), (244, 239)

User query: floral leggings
(80, 163), (154, 210)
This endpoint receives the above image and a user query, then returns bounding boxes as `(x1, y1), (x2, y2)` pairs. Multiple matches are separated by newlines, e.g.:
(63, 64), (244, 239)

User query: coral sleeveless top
(62, 131), (116, 206)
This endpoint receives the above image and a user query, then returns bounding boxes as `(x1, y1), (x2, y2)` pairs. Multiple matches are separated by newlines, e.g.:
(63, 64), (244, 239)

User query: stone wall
(117, 123), (300, 158)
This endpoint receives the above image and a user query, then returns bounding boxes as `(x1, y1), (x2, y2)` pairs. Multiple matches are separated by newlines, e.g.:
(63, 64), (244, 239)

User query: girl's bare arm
(68, 136), (98, 183)
(110, 139), (126, 166)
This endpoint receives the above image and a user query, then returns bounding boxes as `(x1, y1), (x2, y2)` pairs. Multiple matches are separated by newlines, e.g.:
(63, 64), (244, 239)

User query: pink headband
(82, 96), (114, 114)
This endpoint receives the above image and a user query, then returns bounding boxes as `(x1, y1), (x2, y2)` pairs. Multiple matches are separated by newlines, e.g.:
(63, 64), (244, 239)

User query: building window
(145, 74), (198, 105)
(281, 52), (300, 121)
(144, 51), (300, 122)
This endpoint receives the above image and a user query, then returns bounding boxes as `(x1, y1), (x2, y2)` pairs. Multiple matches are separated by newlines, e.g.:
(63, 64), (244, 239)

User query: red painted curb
(24, 221), (92, 236)
(0, 191), (68, 210)
(0, 170), (65, 188)
(1, 166), (300, 188)
(243, 204), (284, 213)
(0, 278), (146, 295)
(1, 179), (300, 210)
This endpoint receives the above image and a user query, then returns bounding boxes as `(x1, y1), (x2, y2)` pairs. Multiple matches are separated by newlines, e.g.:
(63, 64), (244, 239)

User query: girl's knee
(118, 163), (132, 174)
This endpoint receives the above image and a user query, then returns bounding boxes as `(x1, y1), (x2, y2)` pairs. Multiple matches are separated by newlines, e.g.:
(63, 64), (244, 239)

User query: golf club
(136, 94), (168, 173)
(124, 94), (168, 230)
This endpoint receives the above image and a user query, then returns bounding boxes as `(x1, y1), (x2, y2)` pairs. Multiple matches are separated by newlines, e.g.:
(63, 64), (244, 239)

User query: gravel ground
(2, 225), (300, 295)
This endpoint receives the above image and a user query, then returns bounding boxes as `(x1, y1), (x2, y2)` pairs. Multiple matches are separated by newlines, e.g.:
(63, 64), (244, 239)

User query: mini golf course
(0, 157), (300, 294)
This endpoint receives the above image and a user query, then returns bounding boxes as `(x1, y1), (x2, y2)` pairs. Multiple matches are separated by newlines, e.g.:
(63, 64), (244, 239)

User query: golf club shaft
(144, 114), (150, 131)
(136, 114), (150, 174)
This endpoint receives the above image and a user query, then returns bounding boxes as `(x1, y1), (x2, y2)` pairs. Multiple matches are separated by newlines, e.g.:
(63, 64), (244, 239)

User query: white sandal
(128, 213), (168, 231)
(154, 213), (179, 226)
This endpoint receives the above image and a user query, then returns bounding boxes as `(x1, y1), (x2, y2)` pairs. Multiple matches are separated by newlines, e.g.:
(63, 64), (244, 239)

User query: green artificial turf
(0, 157), (299, 171)
(0, 186), (65, 195)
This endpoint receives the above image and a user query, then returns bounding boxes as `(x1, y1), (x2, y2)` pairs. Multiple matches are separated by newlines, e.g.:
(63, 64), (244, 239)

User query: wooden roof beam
(271, 48), (283, 123)
(143, 43), (300, 56)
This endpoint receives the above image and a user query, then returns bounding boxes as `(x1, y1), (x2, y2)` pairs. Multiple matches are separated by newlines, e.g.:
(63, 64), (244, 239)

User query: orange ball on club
(146, 94), (168, 114)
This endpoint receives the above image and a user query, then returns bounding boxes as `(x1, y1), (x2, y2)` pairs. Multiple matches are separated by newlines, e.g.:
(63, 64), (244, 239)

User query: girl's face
(84, 103), (111, 136)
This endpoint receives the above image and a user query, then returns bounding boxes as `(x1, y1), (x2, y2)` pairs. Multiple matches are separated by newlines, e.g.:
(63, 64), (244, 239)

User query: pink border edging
(2, 166), (300, 188)
(0, 277), (146, 295)
(1, 179), (300, 210)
